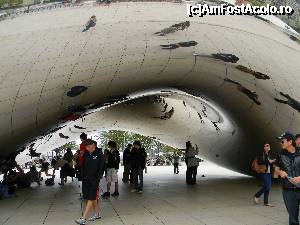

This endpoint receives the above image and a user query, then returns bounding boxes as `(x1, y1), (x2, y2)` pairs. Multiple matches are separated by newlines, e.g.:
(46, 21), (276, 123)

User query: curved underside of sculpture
(0, 1), (300, 174)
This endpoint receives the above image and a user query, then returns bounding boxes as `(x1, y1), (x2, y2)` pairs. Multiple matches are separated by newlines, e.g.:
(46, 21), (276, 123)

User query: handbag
(251, 157), (266, 173)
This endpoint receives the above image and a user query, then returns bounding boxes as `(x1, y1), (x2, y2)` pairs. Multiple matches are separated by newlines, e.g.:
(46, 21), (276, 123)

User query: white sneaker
(88, 213), (102, 221)
(131, 189), (137, 192)
(138, 190), (143, 194)
(254, 197), (259, 204)
(75, 218), (86, 225)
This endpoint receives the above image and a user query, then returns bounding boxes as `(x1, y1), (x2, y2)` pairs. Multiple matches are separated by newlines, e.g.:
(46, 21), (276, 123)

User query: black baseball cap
(276, 131), (295, 141)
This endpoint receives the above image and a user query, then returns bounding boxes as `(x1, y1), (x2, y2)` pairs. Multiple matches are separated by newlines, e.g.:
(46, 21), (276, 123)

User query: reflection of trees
(98, 130), (179, 154)
(0, 0), (23, 8)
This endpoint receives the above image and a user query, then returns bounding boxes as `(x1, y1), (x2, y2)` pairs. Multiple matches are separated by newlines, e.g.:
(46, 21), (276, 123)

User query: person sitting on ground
(75, 139), (104, 225)
(39, 158), (51, 179)
(102, 141), (120, 197)
(82, 15), (97, 32)
(26, 166), (41, 186)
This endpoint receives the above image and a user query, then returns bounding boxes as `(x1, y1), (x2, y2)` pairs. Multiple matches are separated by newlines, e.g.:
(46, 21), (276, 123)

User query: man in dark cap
(75, 139), (104, 225)
(274, 132), (300, 225)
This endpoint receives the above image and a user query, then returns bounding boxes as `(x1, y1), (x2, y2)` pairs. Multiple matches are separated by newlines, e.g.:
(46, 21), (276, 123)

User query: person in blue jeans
(254, 142), (276, 206)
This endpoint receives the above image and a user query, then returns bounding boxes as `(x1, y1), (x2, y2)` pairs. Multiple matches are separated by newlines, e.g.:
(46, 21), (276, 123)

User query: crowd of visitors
(3, 130), (300, 225)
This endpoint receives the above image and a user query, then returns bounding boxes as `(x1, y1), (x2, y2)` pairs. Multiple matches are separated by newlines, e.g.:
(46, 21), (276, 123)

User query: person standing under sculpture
(185, 141), (199, 185)
(122, 144), (132, 183)
(130, 141), (147, 193)
(253, 142), (275, 207)
(75, 139), (104, 225)
(274, 132), (300, 225)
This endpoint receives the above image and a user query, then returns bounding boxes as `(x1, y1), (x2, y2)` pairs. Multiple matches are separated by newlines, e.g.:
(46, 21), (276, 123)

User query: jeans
(254, 173), (272, 204)
(283, 189), (300, 225)
(132, 167), (143, 191)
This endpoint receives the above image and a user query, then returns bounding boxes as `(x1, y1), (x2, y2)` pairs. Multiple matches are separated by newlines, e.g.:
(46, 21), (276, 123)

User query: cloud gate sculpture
(0, 1), (300, 175)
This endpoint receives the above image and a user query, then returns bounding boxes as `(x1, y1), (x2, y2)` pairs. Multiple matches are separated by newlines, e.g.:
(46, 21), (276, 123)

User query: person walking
(75, 139), (104, 225)
(122, 144), (132, 183)
(274, 132), (300, 225)
(253, 142), (275, 206)
(130, 140), (147, 194)
(102, 141), (120, 197)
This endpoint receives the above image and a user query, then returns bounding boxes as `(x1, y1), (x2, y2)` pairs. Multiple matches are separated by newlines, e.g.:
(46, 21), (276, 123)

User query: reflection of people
(185, 141), (199, 185)
(253, 143), (275, 207)
(155, 21), (190, 36)
(75, 139), (104, 225)
(236, 65), (270, 80)
(194, 53), (239, 63)
(82, 15), (97, 32)
(161, 41), (197, 49)
(224, 78), (261, 105)
(161, 107), (174, 120)
(211, 53), (239, 63)
(274, 132), (300, 225)
(274, 92), (300, 113)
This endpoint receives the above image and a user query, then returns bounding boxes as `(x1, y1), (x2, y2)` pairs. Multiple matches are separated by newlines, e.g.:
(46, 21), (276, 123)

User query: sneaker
(254, 197), (259, 204)
(138, 190), (143, 194)
(111, 192), (119, 197)
(131, 189), (137, 193)
(101, 192), (110, 198)
(75, 218), (86, 225)
(88, 213), (102, 221)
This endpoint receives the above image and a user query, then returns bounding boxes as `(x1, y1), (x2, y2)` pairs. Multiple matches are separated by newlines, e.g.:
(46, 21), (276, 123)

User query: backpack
(45, 178), (54, 186)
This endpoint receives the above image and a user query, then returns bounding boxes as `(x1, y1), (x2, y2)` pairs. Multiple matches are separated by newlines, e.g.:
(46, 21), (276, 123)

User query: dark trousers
(186, 166), (197, 185)
(174, 163), (179, 174)
(283, 189), (300, 225)
(254, 173), (271, 204)
(132, 167), (143, 191)
(123, 164), (131, 183)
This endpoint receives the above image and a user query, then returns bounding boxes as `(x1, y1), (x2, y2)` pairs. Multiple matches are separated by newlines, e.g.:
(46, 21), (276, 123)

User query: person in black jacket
(75, 139), (104, 225)
(102, 141), (120, 198)
(253, 142), (275, 206)
(130, 140), (147, 194)
(122, 144), (132, 183)
(274, 132), (300, 225)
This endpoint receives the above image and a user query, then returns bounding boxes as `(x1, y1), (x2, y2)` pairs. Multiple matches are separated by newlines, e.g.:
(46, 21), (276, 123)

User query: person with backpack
(101, 141), (120, 197)
(253, 142), (276, 206)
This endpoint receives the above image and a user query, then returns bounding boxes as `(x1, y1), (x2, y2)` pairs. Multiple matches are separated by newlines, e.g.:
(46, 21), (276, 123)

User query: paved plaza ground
(0, 162), (289, 225)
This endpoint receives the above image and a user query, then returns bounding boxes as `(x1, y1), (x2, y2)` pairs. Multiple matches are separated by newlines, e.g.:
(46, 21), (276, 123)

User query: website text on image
(187, 3), (295, 18)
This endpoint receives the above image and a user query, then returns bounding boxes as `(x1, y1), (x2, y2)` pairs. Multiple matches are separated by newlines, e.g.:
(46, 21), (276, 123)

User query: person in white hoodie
(185, 141), (199, 185)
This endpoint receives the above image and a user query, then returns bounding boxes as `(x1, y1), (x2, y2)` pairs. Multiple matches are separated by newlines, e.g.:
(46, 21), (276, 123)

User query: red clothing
(79, 143), (86, 166)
